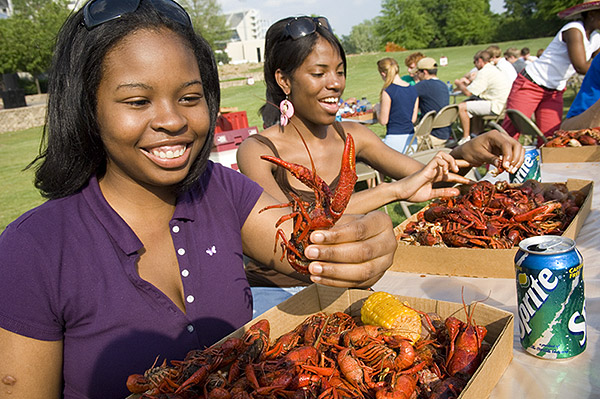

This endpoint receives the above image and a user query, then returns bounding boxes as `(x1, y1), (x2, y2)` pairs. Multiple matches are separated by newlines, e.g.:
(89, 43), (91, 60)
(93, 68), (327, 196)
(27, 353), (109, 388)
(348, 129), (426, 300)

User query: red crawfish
(259, 132), (357, 274)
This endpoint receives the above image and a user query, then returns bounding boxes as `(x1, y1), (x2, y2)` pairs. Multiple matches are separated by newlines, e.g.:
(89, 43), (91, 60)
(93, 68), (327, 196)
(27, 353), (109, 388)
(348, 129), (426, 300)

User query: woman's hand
(450, 130), (525, 174)
(303, 210), (396, 288)
(391, 151), (471, 203)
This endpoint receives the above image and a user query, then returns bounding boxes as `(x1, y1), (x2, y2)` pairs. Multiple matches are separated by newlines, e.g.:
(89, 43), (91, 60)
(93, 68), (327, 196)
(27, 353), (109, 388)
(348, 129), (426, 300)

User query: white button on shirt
(178, 248), (186, 256)
(186, 295), (194, 303)
(181, 269), (189, 277)
(172, 225), (180, 233)
(187, 324), (194, 333)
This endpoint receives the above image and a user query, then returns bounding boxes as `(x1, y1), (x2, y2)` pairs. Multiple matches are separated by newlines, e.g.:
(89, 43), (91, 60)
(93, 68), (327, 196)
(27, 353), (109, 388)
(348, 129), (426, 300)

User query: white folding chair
(405, 110), (436, 154)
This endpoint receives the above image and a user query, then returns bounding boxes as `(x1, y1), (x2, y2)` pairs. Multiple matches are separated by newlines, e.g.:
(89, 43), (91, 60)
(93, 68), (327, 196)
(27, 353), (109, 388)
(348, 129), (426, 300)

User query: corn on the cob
(361, 291), (421, 342)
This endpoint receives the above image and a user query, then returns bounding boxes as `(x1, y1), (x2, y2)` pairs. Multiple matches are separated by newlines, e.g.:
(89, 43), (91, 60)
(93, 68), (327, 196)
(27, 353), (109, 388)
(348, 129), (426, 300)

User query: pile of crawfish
(544, 127), (600, 147)
(126, 307), (489, 399)
(400, 179), (586, 249)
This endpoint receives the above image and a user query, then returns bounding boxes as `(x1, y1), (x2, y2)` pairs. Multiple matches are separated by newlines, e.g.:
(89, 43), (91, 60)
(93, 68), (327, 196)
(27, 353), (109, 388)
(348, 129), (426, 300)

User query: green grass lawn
(0, 36), (572, 231)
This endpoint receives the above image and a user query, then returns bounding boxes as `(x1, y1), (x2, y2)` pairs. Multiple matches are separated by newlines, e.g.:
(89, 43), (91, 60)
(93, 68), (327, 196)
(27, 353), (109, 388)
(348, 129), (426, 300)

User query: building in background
(223, 9), (267, 64)
(0, 0), (12, 18)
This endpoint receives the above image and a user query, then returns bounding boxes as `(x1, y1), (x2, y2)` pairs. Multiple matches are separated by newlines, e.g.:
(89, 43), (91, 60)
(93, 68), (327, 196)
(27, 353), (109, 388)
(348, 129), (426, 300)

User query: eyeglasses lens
(148, 0), (192, 27)
(83, 0), (191, 29)
(286, 17), (332, 40)
(84, 0), (139, 29)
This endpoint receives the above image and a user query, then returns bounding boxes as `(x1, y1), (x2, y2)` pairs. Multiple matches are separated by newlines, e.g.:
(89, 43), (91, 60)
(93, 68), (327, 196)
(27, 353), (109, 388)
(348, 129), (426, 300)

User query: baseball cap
(416, 57), (437, 70)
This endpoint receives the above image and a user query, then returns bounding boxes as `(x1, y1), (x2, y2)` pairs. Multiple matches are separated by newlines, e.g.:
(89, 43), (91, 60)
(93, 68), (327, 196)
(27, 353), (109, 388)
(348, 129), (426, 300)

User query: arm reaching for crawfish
(241, 192), (396, 288)
(389, 150), (472, 203)
(450, 130), (525, 174)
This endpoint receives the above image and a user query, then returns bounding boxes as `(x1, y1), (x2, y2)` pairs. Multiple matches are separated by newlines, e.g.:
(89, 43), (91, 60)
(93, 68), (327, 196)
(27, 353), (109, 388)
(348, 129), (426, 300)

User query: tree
(443, 0), (495, 46)
(375, 0), (496, 49)
(0, 0), (70, 93)
(341, 19), (382, 54)
(376, 0), (436, 49)
(180, 0), (230, 51)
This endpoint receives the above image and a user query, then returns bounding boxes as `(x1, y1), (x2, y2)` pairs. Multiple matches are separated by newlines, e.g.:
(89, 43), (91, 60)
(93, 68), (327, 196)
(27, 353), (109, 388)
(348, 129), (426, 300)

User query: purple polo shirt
(0, 161), (263, 398)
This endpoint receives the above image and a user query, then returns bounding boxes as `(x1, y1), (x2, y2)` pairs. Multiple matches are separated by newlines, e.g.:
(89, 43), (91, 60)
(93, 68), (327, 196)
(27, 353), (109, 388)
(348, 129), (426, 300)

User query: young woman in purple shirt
(0, 1), (398, 397)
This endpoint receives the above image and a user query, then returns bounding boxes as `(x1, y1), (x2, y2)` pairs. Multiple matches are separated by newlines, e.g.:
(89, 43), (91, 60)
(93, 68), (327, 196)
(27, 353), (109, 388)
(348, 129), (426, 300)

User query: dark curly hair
(31, 0), (220, 199)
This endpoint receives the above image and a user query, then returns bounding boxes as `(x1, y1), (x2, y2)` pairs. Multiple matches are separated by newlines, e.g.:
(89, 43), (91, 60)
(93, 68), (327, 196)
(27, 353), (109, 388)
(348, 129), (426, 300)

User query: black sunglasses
(83, 0), (192, 30)
(284, 17), (333, 40)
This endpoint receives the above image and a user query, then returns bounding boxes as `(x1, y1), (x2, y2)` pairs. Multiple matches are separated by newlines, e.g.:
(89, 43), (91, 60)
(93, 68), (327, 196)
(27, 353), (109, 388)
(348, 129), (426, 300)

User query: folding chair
(505, 109), (548, 146)
(355, 162), (381, 189)
(431, 104), (459, 142)
(405, 110), (436, 154)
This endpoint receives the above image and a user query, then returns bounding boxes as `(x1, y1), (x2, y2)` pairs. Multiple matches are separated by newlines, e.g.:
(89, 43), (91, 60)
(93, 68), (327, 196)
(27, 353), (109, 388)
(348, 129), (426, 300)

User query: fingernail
(306, 247), (319, 259)
(311, 232), (325, 243)
(310, 263), (323, 274)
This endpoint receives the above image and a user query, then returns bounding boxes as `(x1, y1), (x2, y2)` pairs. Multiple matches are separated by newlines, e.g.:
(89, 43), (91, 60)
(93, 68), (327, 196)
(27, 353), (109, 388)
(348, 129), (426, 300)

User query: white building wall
(225, 39), (265, 64)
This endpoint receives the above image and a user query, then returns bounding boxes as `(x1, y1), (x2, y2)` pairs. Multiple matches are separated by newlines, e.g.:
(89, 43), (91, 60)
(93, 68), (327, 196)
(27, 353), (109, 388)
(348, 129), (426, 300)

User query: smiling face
(281, 37), (345, 127)
(95, 28), (210, 193)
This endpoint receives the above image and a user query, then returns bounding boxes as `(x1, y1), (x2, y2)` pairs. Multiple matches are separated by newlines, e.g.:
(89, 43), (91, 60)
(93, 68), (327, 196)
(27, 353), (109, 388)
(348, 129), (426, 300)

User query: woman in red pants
(501, 0), (600, 140)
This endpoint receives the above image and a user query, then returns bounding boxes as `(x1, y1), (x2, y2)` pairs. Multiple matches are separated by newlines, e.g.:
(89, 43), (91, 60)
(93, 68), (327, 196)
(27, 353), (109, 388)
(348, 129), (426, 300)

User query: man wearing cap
(501, 0), (600, 139)
(455, 50), (511, 145)
(413, 57), (452, 147)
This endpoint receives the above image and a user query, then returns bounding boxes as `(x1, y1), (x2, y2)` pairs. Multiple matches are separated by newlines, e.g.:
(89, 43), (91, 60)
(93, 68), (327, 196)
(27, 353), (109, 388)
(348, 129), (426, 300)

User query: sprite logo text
(518, 267), (557, 338)
(511, 152), (537, 183)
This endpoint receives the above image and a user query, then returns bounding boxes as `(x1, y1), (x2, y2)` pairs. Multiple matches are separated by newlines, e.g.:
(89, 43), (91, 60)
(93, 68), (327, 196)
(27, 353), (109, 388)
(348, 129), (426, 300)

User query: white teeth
(321, 97), (338, 103)
(151, 147), (185, 159)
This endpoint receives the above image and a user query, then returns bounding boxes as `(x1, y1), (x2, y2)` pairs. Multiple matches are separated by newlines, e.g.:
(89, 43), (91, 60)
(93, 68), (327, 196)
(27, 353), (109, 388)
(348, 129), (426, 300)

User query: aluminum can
(510, 146), (540, 183)
(514, 235), (586, 359)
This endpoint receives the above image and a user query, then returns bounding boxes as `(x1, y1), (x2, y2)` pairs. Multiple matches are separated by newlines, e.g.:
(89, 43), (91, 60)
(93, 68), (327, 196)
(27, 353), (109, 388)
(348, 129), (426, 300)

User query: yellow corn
(361, 291), (421, 342)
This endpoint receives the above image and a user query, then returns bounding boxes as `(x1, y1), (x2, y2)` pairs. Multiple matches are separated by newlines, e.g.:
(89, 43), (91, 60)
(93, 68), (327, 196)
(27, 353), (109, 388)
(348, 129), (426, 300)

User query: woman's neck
(287, 114), (330, 139)
(98, 172), (177, 227)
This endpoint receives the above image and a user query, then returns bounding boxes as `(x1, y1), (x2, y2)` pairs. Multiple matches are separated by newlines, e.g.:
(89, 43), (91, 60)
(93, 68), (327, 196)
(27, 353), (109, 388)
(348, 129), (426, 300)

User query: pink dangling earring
(279, 95), (294, 127)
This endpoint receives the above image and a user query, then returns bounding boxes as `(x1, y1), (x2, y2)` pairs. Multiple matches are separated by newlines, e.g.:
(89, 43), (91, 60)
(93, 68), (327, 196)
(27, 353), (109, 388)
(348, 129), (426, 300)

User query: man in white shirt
(455, 50), (511, 145)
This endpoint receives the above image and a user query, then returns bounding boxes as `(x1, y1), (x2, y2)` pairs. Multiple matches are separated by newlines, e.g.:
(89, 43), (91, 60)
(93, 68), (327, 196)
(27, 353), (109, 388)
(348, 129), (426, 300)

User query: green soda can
(510, 146), (541, 183)
(515, 235), (586, 359)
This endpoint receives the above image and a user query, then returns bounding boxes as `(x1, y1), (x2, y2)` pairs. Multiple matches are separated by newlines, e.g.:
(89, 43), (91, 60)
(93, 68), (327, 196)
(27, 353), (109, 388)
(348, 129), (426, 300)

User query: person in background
(536, 48), (545, 57)
(0, 4), (398, 397)
(501, 0), (600, 139)
(236, 16), (525, 307)
(504, 47), (521, 73)
(512, 47), (536, 73)
(455, 50), (511, 145)
(376, 57), (419, 153)
(401, 52), (426, 85)
(561, 53), (600, 130)
(486, 45), (518, 85)
(413, 57), (452, 147)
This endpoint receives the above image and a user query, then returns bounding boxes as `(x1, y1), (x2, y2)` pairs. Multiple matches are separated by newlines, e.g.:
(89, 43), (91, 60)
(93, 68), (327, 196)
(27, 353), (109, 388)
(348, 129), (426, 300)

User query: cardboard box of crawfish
(391, 178), (593, 278)
(540, 127), (600, 163)
(216, 285), (514, 399)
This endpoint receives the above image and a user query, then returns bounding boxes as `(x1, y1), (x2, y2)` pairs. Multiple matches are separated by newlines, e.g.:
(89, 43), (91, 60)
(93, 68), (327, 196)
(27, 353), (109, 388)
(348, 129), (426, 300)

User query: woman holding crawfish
(0, 2), (397, 397)
(236, 16), (525, 311)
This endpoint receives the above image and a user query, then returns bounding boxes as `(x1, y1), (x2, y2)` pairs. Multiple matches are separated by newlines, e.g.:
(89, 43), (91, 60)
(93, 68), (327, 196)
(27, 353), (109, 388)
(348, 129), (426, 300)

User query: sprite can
(514, 235), (586, 359)
(510, 146), (540, 183)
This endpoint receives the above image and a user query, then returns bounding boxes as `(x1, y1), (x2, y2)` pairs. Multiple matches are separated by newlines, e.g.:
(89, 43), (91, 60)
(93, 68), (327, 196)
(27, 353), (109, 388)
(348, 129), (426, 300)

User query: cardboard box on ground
(392, 179), (593, 279)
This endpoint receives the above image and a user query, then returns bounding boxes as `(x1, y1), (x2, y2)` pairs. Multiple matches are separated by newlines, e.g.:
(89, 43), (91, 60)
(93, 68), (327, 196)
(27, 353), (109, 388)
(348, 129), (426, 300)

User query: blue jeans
(251, 286), (307, 318)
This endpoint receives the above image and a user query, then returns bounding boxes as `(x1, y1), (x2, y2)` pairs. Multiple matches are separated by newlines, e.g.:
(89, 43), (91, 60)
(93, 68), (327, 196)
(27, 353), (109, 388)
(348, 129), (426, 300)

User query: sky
(220, 0), (506, 37)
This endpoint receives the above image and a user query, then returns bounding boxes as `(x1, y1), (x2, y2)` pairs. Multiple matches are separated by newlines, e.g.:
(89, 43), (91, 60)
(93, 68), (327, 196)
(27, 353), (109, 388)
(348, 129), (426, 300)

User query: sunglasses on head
(284, 17), (333, 40)
(83, 0), (192, 30)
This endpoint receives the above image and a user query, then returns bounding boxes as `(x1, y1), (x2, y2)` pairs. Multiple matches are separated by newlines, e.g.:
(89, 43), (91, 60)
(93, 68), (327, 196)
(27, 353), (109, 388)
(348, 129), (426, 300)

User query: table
(372, 162), (600, 398)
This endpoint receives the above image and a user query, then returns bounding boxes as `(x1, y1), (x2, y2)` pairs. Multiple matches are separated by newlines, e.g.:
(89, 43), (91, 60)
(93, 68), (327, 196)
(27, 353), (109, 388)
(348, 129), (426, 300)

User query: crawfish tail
(260, 155), (333, 199)
(330, 133), (357, 219)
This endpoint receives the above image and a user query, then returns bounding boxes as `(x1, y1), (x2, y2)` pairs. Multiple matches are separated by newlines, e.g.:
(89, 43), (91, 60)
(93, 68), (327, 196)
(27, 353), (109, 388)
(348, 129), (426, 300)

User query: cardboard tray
(541, 145), (600, 163)
(391, 179), (593, 278)
(219, 285), (514, 399)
